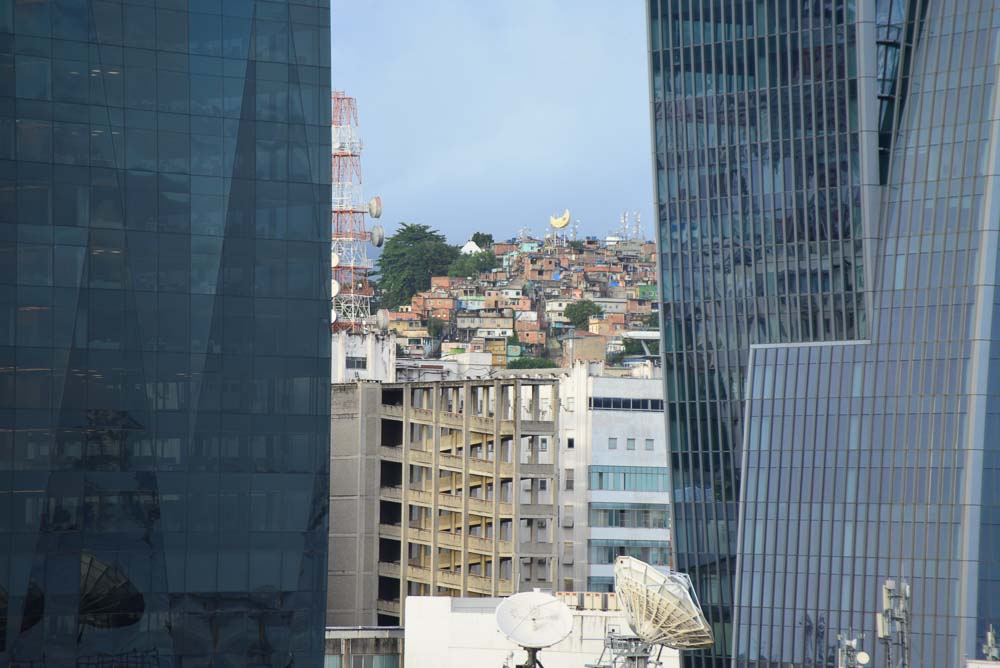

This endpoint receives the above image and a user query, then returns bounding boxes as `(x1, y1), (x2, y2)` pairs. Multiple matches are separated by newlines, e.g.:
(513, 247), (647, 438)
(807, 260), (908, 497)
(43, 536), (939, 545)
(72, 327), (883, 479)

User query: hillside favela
(6, 2), (1000, 668)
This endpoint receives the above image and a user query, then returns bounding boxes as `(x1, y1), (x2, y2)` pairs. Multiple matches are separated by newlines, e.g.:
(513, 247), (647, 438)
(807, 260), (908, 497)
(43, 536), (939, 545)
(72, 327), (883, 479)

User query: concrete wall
(404, 596), (679, 668)
(327, 383), (382, 625)
(331, 330), (396, 383)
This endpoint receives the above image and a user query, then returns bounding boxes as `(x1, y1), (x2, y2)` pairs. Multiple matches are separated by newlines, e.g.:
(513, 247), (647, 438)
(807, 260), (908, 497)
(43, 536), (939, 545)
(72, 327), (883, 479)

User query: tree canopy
(507, 357), (558, 369)
(471, 232), (494, 249)
(375, 223), (459, 310)
(447, 250), (497, 277)
(564, 300), (603, 329)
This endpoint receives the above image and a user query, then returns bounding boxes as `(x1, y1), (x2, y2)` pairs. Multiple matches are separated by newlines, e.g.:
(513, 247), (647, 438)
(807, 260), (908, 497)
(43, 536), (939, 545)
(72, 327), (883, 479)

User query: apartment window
(589, 397), (665, 411)
(539, 438), (548, 451)
(588, 539), (671, 566)
(567, 437), (575, 449)
(589, 503), (670, 529)
(626, 438), (636, 450)
(645, 438), (654, 451)
(588, 466), (669, 492)
(565, 468), (574, 491)
(345, 356), (367, 369)
(608, 437), (617, 450)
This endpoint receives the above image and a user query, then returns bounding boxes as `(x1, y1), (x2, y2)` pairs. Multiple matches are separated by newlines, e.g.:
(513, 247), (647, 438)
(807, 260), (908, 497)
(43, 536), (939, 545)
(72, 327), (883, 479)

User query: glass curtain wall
(648, 0), (865, 664)
(738, 1), (1000, 665)
(0, 0), (332, 664)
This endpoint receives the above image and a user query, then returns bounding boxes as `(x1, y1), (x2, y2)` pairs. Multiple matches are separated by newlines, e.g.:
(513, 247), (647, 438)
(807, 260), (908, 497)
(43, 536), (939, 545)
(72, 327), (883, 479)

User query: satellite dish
(370, 224), (385, 247)
(550, 209), (570, 229)
(368, 195), (382, 218)
(614, 556), (714, 649)
(330, 309), (338, 323)
(331, 252), (340, 268)
(331, 279), (341, 297)
(376, 308), (390, 331)
(496, 591), (573, 666)
(856, 651), (871, 665)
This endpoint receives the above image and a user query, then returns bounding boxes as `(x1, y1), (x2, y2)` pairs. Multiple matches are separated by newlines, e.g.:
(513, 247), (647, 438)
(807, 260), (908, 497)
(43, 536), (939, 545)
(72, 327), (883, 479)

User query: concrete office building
(328, 363), (674, 626)
(650, 0), (1000, 665)
(328, 378), (560, 626)
(0, 1), (333, 664)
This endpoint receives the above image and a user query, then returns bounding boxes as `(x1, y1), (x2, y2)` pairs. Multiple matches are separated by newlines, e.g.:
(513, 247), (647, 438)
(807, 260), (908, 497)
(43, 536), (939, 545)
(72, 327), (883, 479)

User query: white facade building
(404, 595), (679, 668)
(556, 362), (670, 591)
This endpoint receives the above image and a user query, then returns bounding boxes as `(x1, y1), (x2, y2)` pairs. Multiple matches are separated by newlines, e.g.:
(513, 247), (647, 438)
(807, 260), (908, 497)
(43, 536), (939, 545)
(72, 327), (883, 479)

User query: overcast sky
(330, 1), (654, 246)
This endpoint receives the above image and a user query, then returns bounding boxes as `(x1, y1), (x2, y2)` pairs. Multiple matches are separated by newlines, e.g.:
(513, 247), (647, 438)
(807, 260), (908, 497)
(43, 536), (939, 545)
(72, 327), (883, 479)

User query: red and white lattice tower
(331, 91), (383, 332)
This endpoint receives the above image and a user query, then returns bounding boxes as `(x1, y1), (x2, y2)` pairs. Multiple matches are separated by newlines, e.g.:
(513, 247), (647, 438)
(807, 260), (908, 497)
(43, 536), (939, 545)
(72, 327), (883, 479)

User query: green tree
(471, 232), (494, 249)
(567, 240), (585, 253)
(645, 311), (660, 329)
(564, 300), (603, 330)
(375, 223), (459, 309)
(624, 338), (659, 356)
(447, 250), (497, 277)
(507, 357), (558, 369)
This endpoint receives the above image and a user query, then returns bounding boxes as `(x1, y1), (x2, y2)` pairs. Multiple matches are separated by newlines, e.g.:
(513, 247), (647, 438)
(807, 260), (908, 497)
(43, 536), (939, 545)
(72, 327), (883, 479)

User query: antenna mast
(877, 578), (911, 668)
(331, 91), (382, 332)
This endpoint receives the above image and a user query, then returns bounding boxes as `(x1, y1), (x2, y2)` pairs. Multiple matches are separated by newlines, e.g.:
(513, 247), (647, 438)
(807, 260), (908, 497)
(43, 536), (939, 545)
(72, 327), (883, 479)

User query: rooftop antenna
(632, 211), (642, 241)
(983, 624), (1000, 661)
(837, 632), (871, 668)
(877, 578), (910, 668)
(496, 590), (574, 668)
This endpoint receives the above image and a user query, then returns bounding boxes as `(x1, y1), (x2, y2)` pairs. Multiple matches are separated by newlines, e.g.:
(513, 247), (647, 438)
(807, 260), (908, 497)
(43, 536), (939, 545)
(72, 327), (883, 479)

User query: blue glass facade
(0, 0), (332, 664)
(648, 1), (865, 664)
(651, 0), (1000, 665)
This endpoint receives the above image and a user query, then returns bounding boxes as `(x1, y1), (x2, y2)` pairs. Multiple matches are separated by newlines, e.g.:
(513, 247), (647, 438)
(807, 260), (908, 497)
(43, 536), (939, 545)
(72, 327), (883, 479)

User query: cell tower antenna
(877, 578), (911, 668)
(984, 624), (1000, 660)
(331, 91), (384, 333)
(633, 210), (642, 240)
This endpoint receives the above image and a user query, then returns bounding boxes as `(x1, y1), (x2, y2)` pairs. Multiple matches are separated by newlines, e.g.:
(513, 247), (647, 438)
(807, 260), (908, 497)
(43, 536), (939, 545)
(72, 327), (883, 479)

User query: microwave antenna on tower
(331, 91), (385, 333)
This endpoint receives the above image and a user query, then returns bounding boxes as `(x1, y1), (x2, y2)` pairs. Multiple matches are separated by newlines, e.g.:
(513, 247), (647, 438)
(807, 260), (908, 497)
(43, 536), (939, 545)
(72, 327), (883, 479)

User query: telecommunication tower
(331, 91), (384, 332)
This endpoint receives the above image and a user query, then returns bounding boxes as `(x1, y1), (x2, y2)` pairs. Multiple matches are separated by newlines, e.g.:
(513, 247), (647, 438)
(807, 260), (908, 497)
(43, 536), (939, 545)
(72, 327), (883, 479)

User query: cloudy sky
(330, 1), (654, 245)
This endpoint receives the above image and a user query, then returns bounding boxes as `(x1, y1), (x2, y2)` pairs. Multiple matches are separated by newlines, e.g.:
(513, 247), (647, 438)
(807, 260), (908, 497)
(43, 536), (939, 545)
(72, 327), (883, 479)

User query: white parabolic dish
(614, 556), (715, 649)
(495, 591), (574, 649)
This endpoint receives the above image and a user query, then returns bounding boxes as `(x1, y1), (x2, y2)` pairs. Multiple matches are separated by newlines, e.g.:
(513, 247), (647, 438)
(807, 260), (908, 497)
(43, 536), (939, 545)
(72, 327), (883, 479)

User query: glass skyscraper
(0, 1), (332, 664)
(651, 0), (1000, 666)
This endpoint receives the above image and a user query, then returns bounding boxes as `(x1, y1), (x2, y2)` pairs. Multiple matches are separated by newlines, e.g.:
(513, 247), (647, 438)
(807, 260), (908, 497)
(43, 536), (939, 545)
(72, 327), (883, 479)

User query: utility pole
(877, 578), (911, 668)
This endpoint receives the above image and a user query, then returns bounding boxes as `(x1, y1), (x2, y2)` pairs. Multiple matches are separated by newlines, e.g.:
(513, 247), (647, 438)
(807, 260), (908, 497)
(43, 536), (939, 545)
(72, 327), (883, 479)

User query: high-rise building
(0, 2), (332, 664)
(650, 0), (1000, 666)
(328, 363), (673, 625)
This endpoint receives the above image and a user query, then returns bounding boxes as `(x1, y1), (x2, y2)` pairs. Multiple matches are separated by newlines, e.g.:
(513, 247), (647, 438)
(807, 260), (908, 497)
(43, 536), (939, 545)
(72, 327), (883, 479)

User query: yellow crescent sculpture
(550, 209), (570, 229)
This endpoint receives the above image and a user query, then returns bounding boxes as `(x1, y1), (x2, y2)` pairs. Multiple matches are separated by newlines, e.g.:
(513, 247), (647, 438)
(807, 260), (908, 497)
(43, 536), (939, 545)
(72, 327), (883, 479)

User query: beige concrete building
(328, 378), (559, 626)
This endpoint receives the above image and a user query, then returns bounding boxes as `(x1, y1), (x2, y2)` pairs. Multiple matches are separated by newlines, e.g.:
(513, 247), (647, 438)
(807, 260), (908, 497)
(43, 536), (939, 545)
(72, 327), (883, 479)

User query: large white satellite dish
(496, 591), (573, 666)
(331, 252), (340, 268)
(368, 195), (382, 219)
(331, 279), (341, 297)
(614, 556), (714, 650)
